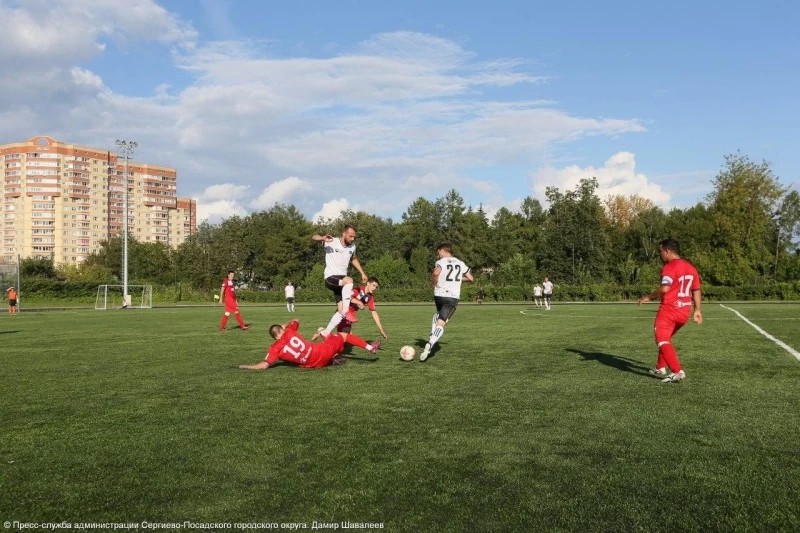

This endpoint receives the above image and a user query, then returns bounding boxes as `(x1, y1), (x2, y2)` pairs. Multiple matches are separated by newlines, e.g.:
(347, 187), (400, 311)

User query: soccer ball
(399, 345), (415, 361)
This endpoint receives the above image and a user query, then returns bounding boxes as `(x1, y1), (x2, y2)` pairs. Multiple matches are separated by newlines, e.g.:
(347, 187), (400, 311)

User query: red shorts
(224, 299), (239, 313)
(305, 334), (345, 368)
(654, 309), (689, 345)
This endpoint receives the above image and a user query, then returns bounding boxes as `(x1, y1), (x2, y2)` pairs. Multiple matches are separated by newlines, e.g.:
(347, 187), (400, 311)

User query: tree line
(22, 153), (800, 300)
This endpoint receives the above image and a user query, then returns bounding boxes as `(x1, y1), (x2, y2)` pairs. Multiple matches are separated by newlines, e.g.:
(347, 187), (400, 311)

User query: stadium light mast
(115, 139), (137, 308)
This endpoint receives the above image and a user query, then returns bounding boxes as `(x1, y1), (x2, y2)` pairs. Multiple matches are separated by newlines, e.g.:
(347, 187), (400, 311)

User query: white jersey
(533, 285), (543, 297)
(284, 284), (295, 298)
(323, 238), (355, 278)
(543, 281), (553, 295)
(434, 256), (470, 299)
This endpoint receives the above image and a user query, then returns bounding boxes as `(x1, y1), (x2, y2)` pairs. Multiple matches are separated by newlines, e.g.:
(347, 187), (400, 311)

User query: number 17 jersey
(660, 258), (701, 315)
(434, 256), (470, 300)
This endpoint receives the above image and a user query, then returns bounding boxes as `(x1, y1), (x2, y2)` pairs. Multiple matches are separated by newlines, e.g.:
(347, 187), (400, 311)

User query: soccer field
(2, 303), (799, 531)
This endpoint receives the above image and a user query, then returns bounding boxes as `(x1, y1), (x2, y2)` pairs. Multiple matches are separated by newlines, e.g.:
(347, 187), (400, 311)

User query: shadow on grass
(412, 338), (447, 361)
(0, 330), (21, 335)
(339, 344), (380, 362)
(566, 348), (652, 377)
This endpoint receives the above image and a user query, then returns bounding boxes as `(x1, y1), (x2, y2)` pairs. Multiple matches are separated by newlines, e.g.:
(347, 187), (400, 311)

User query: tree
(399, 198), (443, 259)
(604, 194), (656, 230)
(541, 178), (609, 283)
(21, 257), (57, 279)
(706, 153), (785, 283)
(363, 253), (413, 288)
(774, 190), (800, 279)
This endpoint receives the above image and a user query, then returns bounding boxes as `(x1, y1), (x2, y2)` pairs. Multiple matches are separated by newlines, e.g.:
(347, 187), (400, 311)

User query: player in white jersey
(311, 225), (368, 335)
(419, 242), (474, 362)
(542, 276), (554, 310)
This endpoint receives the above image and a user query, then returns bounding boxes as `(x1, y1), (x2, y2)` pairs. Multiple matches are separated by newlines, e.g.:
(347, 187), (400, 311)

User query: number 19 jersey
(434, 256), (470, 300)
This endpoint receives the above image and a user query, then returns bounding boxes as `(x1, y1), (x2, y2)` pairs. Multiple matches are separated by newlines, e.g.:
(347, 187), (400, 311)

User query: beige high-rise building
(1, 136), (197, 265)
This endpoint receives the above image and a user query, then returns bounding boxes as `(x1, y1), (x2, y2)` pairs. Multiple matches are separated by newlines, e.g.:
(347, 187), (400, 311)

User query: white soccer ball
(399, 345), (415, 361)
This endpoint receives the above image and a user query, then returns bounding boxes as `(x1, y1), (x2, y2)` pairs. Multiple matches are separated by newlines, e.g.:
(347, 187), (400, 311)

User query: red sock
(345, 334), (368, 349)
(659, 342), (682, 373)
(235, 312), (246, 327)
(220, 315), (229, 329)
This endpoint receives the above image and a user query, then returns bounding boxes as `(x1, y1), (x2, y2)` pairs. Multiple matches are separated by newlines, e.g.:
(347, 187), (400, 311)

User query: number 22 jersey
(434, 257), (471, 300)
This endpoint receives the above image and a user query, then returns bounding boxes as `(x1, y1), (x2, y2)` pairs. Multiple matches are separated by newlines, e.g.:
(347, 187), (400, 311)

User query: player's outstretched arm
(638, 285), (668, 306)
(239, 361), (270, 370)
(371, 310), (388, 339)
(311, 234), (333, 242)
(351, 257), (368, 283)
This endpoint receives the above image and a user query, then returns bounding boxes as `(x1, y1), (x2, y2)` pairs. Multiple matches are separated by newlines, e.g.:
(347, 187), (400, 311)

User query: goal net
(0, 259), (20, 310)
(95, 285), (153, 310)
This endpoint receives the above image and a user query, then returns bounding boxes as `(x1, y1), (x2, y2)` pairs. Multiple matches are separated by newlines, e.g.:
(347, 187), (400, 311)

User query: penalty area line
(720, 304), (800, 363)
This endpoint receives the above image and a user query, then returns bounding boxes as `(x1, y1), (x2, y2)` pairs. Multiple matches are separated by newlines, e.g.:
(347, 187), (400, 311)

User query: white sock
(323, 311), (345, 334)
(428, 325), (445, 347)
(340, 282), (354, 312)
(430, 313), (439, 335)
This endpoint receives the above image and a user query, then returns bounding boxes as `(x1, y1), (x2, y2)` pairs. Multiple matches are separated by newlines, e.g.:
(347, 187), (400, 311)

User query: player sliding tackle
(312, 225), (368, 337)
(239, 319), (381, 370)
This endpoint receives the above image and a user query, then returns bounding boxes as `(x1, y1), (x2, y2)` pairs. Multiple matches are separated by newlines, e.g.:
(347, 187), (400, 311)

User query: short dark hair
(269, 324), (283, 339)
(659, 239), (681, 255)
(368, 276), (380, 285)
(343, 224), (356, 233)
(227, 269), (236, 275)
(436, 241), (452, 253)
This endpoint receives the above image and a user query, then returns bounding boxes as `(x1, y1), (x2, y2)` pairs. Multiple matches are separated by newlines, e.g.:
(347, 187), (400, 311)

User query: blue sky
(2, 0), (797, 223)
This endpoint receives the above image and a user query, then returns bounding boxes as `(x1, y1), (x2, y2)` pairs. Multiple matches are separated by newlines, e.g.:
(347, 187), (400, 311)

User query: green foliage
(21, 257), (57, 279)
(363, 253), (413, 288)
(22, 154), (800, 299)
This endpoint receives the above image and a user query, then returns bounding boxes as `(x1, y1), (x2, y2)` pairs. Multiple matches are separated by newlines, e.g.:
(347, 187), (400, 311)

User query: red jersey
(265, 321), (344, 368)
(221, 278), (237, 303)
(349, 286), (377, 313)
(659, 258), (701, 315)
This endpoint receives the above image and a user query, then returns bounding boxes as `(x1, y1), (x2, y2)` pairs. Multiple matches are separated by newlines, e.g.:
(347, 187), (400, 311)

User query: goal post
(95, 285), (153, 310)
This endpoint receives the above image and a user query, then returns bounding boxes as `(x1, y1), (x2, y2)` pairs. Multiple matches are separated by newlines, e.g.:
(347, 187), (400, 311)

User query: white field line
(720, 304), (800, 363)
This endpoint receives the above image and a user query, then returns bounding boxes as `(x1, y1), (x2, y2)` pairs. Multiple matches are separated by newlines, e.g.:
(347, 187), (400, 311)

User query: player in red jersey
(313, 277), (388, 340)
(219, 270), (249, 331)
(638, 239), (703, 383)
(238, 319), (382, 370)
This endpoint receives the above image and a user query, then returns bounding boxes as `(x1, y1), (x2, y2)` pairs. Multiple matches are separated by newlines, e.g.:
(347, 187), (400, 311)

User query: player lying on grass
(239, 319), (382, 370)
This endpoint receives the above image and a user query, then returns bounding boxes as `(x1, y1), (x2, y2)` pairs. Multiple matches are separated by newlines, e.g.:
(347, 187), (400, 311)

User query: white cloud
(194, 183), (250, 224)
(530, 151), (670, 205)
(0, 5), (648, 222)
(312, 199), (351, 224)
(250, 177), (313, 210)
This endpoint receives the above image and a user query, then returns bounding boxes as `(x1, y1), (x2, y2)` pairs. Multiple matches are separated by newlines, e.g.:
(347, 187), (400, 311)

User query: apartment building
(1, 136), (197, 265)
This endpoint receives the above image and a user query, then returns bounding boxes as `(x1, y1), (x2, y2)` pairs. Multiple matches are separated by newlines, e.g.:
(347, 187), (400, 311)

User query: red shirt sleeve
(367, 295), (377, 312)
(265, 343), (281, 365)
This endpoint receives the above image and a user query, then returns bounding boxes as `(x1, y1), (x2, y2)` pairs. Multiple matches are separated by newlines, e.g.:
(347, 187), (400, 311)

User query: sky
(1, 0), (798, 224)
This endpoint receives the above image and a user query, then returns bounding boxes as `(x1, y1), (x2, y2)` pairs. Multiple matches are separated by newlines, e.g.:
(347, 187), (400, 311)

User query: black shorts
(286, 297), (295, 303)
(325, 275), (345, 302)
(9, 299), (16, 306)
(543, 293), (552, 301)
(434, 296), (459, 322)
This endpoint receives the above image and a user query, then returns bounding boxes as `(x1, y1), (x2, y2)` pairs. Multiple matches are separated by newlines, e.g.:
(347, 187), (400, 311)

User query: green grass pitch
(2, 302), (799, 530)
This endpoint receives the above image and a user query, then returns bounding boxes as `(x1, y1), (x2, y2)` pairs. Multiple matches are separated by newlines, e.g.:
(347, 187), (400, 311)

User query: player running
(313, 276), (388, 341)
(419, 242), (474, 362)
(638, 239), (703, 383)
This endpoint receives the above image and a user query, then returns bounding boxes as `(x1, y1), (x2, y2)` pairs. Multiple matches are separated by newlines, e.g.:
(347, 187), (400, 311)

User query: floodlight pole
(115, 139), (137, 308)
